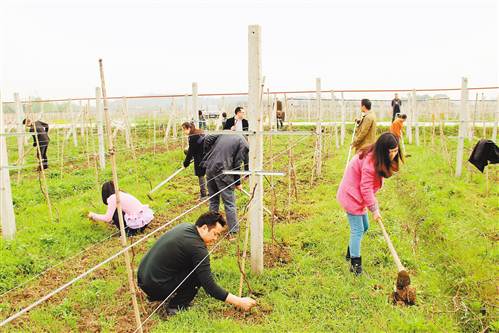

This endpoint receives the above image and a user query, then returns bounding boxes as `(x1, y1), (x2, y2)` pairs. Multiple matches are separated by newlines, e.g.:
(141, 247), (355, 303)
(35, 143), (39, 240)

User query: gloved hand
(183, 161), (189, 168)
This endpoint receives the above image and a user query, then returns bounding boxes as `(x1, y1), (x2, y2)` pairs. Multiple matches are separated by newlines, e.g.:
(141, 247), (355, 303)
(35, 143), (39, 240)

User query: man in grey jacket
(201, 134), (249, 236)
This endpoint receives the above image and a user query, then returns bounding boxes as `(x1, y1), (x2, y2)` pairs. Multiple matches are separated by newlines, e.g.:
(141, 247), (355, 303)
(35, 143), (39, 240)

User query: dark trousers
(37, 145), (49, 169)
(277, 119), (284, 129)
(392, 111), (400, 123)
(198, 176), (207, 198)
(206, 177), (238, 233)
(138, 274), (200, 308)
(111, 210), (147, 236)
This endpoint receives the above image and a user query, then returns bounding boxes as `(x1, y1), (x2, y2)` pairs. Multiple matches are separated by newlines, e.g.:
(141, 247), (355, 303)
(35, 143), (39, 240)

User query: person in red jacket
(336, 132), (403, 275)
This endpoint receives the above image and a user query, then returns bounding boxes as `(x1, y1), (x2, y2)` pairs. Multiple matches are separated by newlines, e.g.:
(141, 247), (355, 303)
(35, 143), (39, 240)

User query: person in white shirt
(223, 107), (248, 131)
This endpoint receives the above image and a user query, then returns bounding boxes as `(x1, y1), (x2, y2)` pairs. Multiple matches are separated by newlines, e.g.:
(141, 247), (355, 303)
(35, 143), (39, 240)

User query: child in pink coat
(89, 181), (154, 236)
(337, 133), (403, 275)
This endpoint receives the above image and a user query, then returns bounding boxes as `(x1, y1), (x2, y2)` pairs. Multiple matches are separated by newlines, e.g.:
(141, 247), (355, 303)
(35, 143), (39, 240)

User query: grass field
(0, 124), (497, 332)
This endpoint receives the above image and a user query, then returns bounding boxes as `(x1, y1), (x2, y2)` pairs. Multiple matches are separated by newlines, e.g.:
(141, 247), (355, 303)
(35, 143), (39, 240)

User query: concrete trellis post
(340, 92), (346, 146)
(248, 25), (264, 274)
(184, 94), (189, 121)
(95, 88), (106, 169)
(14, 93), (24, 163)
(330, 91), (339, 149)
(406, 93), (413, 144)
(456, 77), (468, 177)
(493, 94), (498, 142)
(172, 99), (178, 139)
(1, 92), (16, 240)
(307, 99), (311, 122)
(413, 90), (419, 146)
(314, 78), (322, 177)
(192, 82), (199, 125)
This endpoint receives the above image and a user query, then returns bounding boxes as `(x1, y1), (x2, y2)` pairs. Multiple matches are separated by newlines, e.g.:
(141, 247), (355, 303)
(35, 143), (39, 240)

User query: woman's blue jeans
(347, 213), (369, 257)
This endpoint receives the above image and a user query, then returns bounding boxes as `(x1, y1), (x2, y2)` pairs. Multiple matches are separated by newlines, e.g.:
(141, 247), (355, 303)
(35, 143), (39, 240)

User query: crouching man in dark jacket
(201, 134), (249, 237)
(137, 212), (256, 315)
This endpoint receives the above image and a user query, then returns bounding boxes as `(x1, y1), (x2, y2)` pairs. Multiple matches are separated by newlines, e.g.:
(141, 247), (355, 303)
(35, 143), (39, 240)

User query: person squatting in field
(88, 181), (154, 236)
(137, 211), (257, 316)
(23, 118), (50, 170)
(182, 121), (208, 200)
(390, 113), (407, 140)
(337, 132), (403, 275)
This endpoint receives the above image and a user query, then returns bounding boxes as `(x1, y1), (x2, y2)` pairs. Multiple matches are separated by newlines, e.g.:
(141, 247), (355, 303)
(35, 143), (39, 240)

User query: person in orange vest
(389, 113), (407, 140)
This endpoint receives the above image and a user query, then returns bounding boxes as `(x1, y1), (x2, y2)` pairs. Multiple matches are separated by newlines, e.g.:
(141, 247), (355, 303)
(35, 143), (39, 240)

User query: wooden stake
(98, 59), (143, 333)
(413, 89), (419, 146)
(287, 138), (292, 223)
(60, 129), (66, 180)
(84, 103), (91, 168)
(32, 120), (53, 222)
(493, 94), (498, 142)
(481, 93), (486, 138)
(153, 108), (157, 155)
(238, 217), (250, 297)
(14, 94), (24, 184)
(68, 99), (78, 147)
(56, 127), (60, 169)
(171, 99), (178, 140)
(340, 93), (346, 146)
(192, 82), (199, 125)
(471, 93), (478, 140)
(407, 93), (413, 144)
(315, 78), (322, 177)
(456, 77), (468, 177)
(79, 100), (85, 139)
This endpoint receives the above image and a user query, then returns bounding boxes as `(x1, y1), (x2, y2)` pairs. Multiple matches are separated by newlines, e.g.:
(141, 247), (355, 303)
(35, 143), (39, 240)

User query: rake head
(391, 270), (416, 306)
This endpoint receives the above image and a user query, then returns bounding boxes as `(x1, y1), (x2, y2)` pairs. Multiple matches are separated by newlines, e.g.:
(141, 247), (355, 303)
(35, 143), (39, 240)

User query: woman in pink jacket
(336, 133), (403, 275)
(88, 181), (154, 236)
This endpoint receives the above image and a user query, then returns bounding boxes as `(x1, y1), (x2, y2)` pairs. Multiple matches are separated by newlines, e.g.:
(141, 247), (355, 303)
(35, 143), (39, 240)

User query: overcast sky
(1, 0), (497, 101)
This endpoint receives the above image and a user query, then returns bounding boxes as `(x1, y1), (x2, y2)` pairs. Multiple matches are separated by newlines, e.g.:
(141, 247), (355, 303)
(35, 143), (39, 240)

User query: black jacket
(223, 117), (249, 131)
(184, 133), (206, 176)
(391, 98), (402, 113)
(137, 223), (228, 301)
(468, 139), (499, 172)
(201, 134), (249, 186)
(30, 121), (50, 147)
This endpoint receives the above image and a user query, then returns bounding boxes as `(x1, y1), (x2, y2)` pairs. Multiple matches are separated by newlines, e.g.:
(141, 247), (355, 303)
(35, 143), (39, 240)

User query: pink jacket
(336, 152), (383, 215)
(90, 192), (154, 229)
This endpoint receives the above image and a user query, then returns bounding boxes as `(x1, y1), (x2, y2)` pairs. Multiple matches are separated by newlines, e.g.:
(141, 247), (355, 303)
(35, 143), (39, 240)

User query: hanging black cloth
(468, 139), (499, 172)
